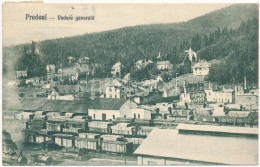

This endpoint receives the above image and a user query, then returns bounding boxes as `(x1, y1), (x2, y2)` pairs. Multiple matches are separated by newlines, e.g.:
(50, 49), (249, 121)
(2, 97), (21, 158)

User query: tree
(16, 41), (46, 78)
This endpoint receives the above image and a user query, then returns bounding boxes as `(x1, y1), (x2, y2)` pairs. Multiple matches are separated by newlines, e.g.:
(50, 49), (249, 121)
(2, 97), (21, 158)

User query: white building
(157, 61), (173, 70)
(78, 57), (90, 67)
(156, 103), (173, 114)
(111, 62), (122, 76)
(131, 108), (151, 119)
(105, 79), (123, 98)
(88, 99), (138, 121)
(192, 60), (211, 76)
(205, 88), (235, 104)
(46, 64), (56, 74)
(16, 70), (27, 78)
(134, 125), (258, 165)
(58, 69), (63, 74)
(135, 60), (153, 70)
(47, 85), (80, 100)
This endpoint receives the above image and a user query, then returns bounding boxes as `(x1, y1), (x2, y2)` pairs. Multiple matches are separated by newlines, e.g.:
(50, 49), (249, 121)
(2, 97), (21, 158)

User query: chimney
(183, 81), (187, 96)
(244, 77), (247, 90)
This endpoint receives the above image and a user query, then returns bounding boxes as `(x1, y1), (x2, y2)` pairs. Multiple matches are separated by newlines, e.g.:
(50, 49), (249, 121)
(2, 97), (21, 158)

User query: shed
(134, 129), (258, 165)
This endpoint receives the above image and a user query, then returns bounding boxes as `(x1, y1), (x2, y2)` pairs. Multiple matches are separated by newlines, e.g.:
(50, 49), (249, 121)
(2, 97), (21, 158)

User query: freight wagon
(74, 133), (100, 150)
(100, 135), (125, 142)
(88, 121), (114, 134)
(46, 121), (64, 132)
(125, 137), (145, 145)
(26, 120), (46, 130)
(134, 119), (153, 126)
(100, 140), (133, 154)
(136, 126), (155, 137)
(63, 120), (88, 133)
(53, 134), (74, 147)
(24, 130), (37, 143)
(114, 117), (134, 123)
(75, 138), (99, 150)
(111, 123), (135, 136)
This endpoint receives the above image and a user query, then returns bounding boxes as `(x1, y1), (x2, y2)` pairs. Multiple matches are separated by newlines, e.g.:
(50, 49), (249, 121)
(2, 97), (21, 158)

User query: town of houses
(3, 47), (258, 165)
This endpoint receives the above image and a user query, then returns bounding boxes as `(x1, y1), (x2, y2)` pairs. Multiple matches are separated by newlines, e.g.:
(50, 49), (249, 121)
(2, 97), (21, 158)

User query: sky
(2, 3), (231, 46)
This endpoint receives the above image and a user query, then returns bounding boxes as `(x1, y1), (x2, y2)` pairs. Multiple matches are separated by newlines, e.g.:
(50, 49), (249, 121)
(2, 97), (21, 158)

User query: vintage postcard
(2, 1), (259, 166)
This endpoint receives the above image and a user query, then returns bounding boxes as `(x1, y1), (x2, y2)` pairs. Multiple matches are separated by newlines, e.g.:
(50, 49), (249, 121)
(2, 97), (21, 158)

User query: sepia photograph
(2, 2), (259, 166)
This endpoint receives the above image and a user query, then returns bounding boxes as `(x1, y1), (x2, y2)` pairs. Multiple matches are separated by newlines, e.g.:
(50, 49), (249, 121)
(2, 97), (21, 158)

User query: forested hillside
(3, 4), (258, 85)
(204, 18), (258, 84)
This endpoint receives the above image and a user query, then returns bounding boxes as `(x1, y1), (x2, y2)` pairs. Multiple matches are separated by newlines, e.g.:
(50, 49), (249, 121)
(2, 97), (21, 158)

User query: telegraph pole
(176, 73), (179, 90)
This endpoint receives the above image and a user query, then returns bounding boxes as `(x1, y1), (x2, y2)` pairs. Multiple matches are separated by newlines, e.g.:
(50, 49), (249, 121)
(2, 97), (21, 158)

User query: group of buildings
(7, 47), (258, 165)
(110, 48), (211, 77)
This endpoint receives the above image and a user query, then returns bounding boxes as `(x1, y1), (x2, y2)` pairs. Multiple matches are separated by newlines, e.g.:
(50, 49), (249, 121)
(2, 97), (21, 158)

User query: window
(138, 114), (140, 119)
(113, 115), (115, 119)
(109, 87), (112, 92)
(93, 114), (95, 119)
(115, 95), (117, 98)
(124, 115), (126, 118)
(109, 94), (112, 98)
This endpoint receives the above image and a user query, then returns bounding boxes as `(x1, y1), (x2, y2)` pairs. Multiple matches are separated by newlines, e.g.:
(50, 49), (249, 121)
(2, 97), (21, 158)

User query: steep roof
(193, 60), (211, 68)
(13, 99), (89, 113)
(134, 128), (258, 165)
(112, 62), (121, 69)
(8, 98), (129, 113)
(104, 79), (123, 87)
(88, 98), (128, 110)
(54, 85), (80, 94)
(157, 61), (171, 65)
(16, 71), (27, 74)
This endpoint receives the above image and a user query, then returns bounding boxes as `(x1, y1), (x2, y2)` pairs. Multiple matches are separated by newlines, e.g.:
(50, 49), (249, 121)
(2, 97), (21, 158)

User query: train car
(88, 121), (114, 134)
(100, 134), (125, 142)
(100, 140), (133, 154)
(136, 126), (155, 137)
(75, 138), (99, 150)
(111, 123), (135, 136)
(53, 134), (75, 147)
(125, 137), (145, 145)
(74, 133), (100, 150)
(24, 129), (37, 143)
(26, 120), (46, 130)
(34, 129), (56, 144)
(134, 119), (153, 126)
(114, 117), (134, 123)
(63, 124), (85, 133)
(46, 120), (64, 132)
(153, 119), (174, 126)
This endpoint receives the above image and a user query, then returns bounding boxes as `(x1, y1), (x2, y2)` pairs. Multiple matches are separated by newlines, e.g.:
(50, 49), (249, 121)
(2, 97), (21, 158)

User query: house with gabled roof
(157, 61), (173, 70)
(47, 85), (81, 100)
(111, 62), (122, 76)
(16, 70), (27, 79)
(88, 98), (138, 121)
(105, 79), (124, 98)
(192, 60), (211, 76)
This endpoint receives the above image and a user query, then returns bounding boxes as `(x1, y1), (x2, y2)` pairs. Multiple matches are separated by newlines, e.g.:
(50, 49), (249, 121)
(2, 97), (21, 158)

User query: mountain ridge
(3, 4), (258, 85)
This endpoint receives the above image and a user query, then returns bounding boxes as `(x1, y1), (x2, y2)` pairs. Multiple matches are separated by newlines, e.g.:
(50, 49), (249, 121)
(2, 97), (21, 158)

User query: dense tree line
(3, 5), (258, 85)
(204, 18), (258, 85)
(16, 41), (46, 77)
